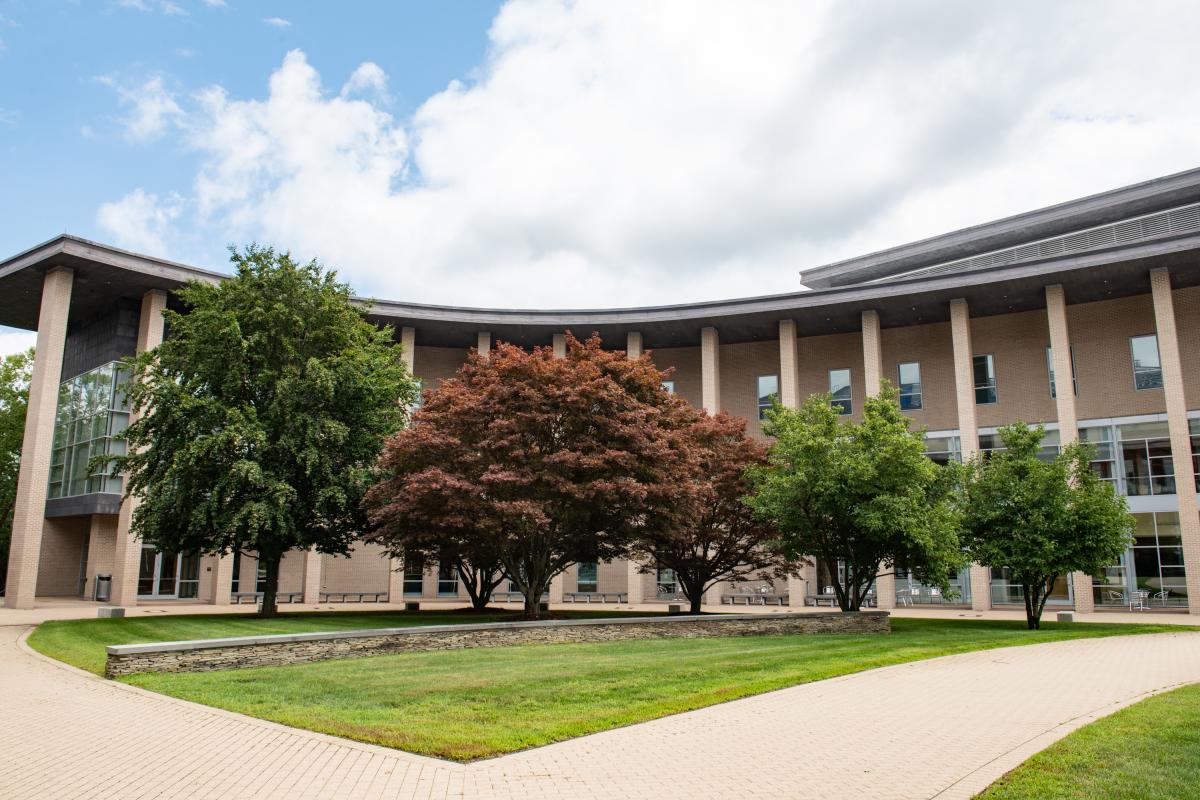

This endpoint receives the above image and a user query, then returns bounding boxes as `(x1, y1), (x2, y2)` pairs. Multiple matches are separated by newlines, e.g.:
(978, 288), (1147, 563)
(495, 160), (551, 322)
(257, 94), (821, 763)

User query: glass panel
(898, 362), (922, 410)
(1130, 335), (1163, 390)
(404, 556), (424, 595)
(577, 562), (598, 593)
(437, 562), (458, 595)
(157, 551), (178, 596)
(661, 380), (675, 394)
(757, 375), (778, 420)
(656, 566), (680, 598)
(46, 362), (131, 499)
(829, 369), (851, 415)
(972, 354), (997, 404)
(137, 548), (157, 596)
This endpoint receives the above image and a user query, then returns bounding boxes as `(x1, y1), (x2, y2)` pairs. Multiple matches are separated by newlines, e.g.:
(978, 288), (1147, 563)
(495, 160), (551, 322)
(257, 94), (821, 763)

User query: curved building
(4, 167), (1200, 613)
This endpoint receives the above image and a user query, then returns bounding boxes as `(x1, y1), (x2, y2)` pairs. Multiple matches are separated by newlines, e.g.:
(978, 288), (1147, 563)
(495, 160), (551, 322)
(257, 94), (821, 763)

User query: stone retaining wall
(104, 611), (890, 678)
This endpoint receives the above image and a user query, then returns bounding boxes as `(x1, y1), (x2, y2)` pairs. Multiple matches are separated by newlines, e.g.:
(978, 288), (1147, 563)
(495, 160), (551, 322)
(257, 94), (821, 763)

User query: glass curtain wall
(1093, 512), (1187, 608)
(48, 362), (131, 498)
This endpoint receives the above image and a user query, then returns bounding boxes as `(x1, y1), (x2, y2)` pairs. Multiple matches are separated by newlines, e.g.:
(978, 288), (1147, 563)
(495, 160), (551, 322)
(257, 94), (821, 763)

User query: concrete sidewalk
(3, 620), (1199, 798)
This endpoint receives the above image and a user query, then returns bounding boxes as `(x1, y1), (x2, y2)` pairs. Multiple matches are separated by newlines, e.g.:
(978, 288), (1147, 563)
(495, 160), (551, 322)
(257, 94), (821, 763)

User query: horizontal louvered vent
(876, 202), (1200, 283)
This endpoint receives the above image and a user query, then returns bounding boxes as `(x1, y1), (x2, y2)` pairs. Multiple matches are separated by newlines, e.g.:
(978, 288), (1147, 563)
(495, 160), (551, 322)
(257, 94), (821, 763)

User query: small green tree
(746, 383), (964, 611)
(961, 422), (1133, 629)
(114, 246), (417, 617)
(0, 349), (33, 596)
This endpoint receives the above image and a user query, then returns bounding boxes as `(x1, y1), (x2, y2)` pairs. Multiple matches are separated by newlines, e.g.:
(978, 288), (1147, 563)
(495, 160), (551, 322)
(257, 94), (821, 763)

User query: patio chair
(1129, 589), (1150, 611)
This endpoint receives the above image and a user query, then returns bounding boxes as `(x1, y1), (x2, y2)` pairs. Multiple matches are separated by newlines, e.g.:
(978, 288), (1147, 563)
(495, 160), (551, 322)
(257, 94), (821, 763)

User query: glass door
(137, 545), (182, 598)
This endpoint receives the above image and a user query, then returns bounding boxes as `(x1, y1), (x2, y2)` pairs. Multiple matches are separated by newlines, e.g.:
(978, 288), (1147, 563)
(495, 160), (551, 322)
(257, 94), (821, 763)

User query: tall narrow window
(829, 368), (852, 415)
(403, 555), (424, 596)
(1045, 346), (1078, 398)
(897, 362), (922, 410)
(757, 374), (779, 419)
(576, 562), (598, 593)
(972, 354), (997, 405)
(1130, 335), (1163, 390)
(437, 561), (458, 596)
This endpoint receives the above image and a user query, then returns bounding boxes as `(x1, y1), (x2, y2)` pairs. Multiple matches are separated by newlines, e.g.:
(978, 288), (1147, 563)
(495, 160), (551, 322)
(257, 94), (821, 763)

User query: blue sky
(0, 0), (501, 260)
(2, 0), (1200, 349)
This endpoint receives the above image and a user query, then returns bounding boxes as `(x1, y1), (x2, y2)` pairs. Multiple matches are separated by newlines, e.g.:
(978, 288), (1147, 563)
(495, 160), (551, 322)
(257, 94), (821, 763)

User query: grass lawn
(979, 682), (1200, 799)
(29, 613), (1193, 761)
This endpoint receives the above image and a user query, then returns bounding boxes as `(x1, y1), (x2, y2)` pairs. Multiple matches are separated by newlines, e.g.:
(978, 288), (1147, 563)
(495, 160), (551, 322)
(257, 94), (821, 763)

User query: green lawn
(980, 682), (1200, 799)
(29, 613), (1192, 761)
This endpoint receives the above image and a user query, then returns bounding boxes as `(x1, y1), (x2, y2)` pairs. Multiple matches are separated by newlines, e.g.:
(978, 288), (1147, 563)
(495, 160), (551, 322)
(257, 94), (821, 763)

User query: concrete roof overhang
(2, 232), (1199, 350)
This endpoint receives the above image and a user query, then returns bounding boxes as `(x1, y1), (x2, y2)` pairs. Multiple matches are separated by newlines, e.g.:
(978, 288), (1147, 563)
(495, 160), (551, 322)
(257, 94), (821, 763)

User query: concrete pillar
(787, 575), (807, 608)
(110, 289), (167, 607)
(387, 556), (404, 603)
(477, 331), (491, 360)
(703, 580), (724, 608)
(4, 267), (73, 609)
(700, 326), (721, 415)
(552, 333), (567, 359)
(861, 309), (883, 397)
(778, 319), (800, 409)
(626, 560), (644, 605)
(1150, 268), (1200, 614)
(399, 326), (415, 372)
(626, 331), (643, 359)
(302, 548), (323, 604)
(548, 572), (564, 604)
(950, 298), (990, 611)
(209, 553), (234, 605)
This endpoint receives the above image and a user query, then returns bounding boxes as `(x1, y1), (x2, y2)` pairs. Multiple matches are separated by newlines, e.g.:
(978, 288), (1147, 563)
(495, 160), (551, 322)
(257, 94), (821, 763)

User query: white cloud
(96, 0), (1200, 308)
(0, 108), (16, 128)
(116, 0), (187, 15)
(202, 0), (226, 6)
(102, 74), (184, 142)
(96, 188), (184, 254)
(0, 328), (36, 359)
(263, 16), (291, 28)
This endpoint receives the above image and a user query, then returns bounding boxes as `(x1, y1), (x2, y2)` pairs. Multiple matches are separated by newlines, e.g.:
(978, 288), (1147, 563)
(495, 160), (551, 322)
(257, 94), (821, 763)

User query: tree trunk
(259, 554), (281, 619)
(523, 581), (544, 619)
(1022, 582), (1040, 630)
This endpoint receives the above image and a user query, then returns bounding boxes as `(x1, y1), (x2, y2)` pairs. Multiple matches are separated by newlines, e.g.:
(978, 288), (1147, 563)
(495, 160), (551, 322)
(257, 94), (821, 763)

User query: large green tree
(367, 333), (692, 618)
(961, 422), (1133, 629)
(0, 348), (33, 596)
(114, 246), (417, 617)
(746, 384), (964, 612)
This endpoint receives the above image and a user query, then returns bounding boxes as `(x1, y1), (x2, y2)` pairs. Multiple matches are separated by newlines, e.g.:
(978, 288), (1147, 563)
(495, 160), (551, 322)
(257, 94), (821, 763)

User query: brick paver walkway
(3, 625), (1199, 799)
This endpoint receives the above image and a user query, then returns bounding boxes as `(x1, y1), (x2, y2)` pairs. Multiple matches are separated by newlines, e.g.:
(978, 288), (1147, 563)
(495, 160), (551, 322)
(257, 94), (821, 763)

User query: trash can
(94, 574), (112, 602)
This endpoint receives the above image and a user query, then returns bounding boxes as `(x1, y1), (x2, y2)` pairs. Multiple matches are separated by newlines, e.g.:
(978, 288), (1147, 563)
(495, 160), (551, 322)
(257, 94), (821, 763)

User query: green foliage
(0, 348), (33, 595)
(113, 246), (417, 616)
(746, 383), (964, 610)
(961, 422), (1133, 629)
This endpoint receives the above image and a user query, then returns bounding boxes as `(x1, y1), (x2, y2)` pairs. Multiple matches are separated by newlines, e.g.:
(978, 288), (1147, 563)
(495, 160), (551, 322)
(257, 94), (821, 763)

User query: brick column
(4, 267), (74, 609)
(548, 572), (564, 604)
(779, 319), (799, 409)
(626, 331), (643, 359)
(703, 580), (724, 607)
(302, 548), (323, 604)
(1150, 268), (1200, 614)
(387, 555), (404, 603)
(552, 333), (566, 359)
(1046, 285), (1093, 612)
(950, 298), (990, 611)
(626, 560), (644, 605)
(477, 331), (491, 360)
(861, 309), (895, 609)
(209, 553), (233, 605)
(110, 289), (167, 608)
(399, 326), (415, 372)
(391, 327), (415, 598)
(700, 326), (720, 415)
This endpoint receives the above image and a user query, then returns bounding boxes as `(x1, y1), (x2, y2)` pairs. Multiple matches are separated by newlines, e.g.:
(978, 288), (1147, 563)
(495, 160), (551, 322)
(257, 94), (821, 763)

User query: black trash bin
(94, 574), (112, 602)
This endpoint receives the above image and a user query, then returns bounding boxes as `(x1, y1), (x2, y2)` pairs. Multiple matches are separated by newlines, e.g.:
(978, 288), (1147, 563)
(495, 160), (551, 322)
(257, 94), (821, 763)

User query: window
(757, 375), (779, 420)
(47, 361), (132, 499)
(1094, 512), (1188, 608)
(1079, 426), (1117, 486)
(656, 566), (680, 599)
(1130, 335), (1163, 390)
(1191, 418), (1200, 487)
(978, 429), (1059, 462)
(437, 561), (458, 596)
(661, 380), (675, 394)
(1045, 346), (1077, 398)
(403, 556), (424, 596)
(923, 435), (961, 465)
(1119, 421), (1174, 496)
(897, 362), (922, 410)
(990, 568), (1071, 606)
(828, 368), (852, 415)
(972, 354), (997, 405)
(576, 562), (598, 593)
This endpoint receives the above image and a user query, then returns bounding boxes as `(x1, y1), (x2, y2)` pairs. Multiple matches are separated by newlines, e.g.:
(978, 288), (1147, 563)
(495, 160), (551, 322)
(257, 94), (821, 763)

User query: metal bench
(319, 591), (388, 603)
(722, 593), (789, 606)
(230, 591), (304, 605)
(563, 592), (628, 603)
(805, 595), (840, 608)
(492, 591), (549, 603)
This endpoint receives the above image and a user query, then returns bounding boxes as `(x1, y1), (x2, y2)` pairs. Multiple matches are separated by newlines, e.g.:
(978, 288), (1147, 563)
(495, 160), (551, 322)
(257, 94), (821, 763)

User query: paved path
(3, 626), (1199, 800)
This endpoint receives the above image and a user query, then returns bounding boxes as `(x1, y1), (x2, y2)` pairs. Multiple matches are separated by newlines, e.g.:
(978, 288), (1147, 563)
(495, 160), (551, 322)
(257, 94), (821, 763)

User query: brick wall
(649, 345), (703, 409)
(35, 516), (88, 596)
(880, 321), (958, 432)
(412, 345), (471, 389)
(797, 331), (866, 422)
(718, 340), (780, 438)
(105, 611), (891, 677)
(321, 542), (390, 593)
(1069, 293), (1167, 421)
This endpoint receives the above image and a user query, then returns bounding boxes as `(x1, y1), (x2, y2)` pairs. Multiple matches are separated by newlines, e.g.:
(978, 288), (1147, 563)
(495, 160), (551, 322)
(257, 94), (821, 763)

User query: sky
(3, 0), (1200, 356)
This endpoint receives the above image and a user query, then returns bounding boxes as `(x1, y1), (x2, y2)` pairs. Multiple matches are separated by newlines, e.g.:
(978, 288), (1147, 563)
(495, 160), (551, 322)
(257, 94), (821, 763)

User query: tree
(961, 422), (1133, 629)
(0, 349), (33, 597)
(628, 411), (794, 614)
(367, 333), (690, 618)
(746, 384), (964, 612)
(113, 246), (417, 617)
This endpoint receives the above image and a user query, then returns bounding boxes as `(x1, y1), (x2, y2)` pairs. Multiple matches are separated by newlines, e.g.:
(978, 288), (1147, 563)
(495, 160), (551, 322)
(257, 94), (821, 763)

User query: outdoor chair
(1129, 590), (1151, 611)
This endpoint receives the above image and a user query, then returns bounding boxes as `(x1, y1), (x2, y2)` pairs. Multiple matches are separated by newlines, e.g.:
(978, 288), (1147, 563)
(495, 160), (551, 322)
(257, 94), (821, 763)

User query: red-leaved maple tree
(365, 333), (693, 618)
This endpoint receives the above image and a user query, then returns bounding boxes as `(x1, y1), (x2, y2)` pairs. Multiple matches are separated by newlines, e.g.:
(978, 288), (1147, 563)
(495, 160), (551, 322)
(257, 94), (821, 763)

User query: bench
(230, 591), (304, 605)
(805, 595), (840, 608)
(563, 592), (628, 603)
(492, 591), (549, 603)
(319, 591), (388, 603)
(722, 593), (789, 606)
